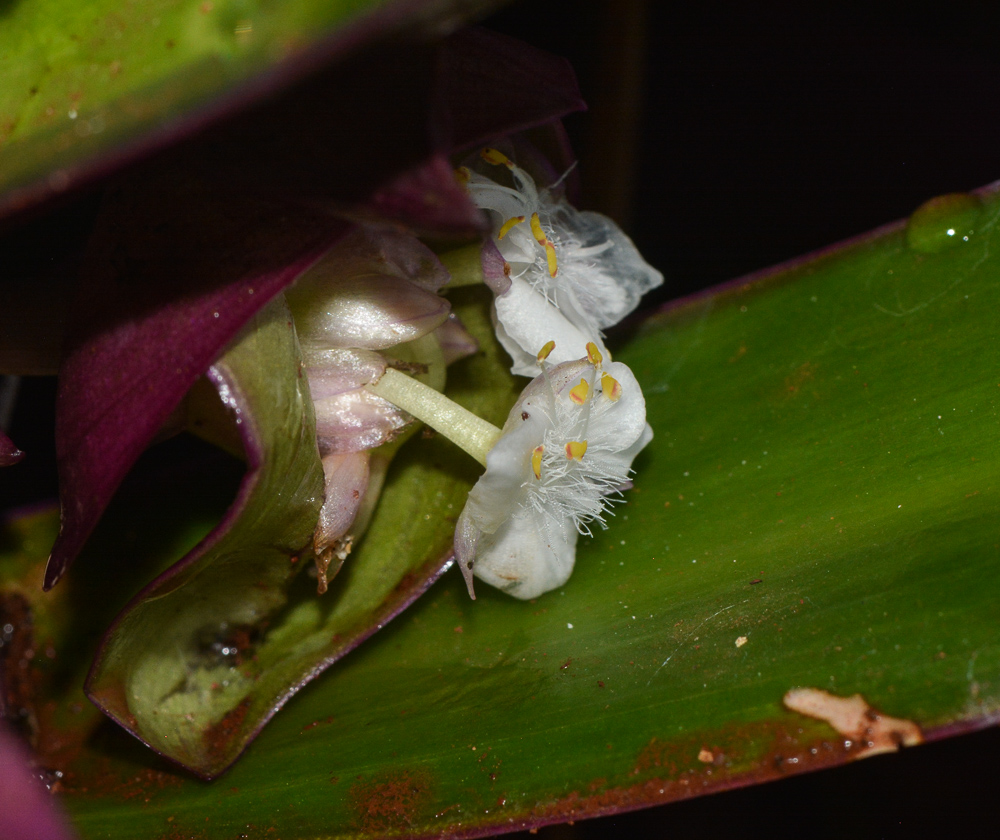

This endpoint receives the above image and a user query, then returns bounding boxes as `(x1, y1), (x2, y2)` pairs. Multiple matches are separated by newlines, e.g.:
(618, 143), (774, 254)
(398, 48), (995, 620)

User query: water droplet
(905, 192), (982, 254)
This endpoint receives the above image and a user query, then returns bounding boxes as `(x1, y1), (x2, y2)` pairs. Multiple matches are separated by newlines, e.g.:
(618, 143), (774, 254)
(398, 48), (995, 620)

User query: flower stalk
(367, 368), (501, 466)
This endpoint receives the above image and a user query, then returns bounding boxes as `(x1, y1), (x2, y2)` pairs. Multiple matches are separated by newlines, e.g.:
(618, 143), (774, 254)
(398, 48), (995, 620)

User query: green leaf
(81, 295), (325, 777)
(0, 0), (504, 217)
(6, 187), (1000, 835)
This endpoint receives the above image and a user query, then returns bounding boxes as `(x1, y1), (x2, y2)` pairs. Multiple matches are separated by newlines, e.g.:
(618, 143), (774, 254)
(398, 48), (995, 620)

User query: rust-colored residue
(68, 758), (185, 801)
(350, 769), (433, 834)
(517, 716), (895, 832)
(783, 687), (923, 757)
(203, 698), (252, 754)
(301, 715), (336, 733)
(783, 361), (816, 397)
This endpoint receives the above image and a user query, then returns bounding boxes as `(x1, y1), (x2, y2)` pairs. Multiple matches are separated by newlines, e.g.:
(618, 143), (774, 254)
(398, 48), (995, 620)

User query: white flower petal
(455, 356), (651, 600)
(458, 506), (578, 600)
(493, 277), (605, 376)
(464, 158), (662, 375)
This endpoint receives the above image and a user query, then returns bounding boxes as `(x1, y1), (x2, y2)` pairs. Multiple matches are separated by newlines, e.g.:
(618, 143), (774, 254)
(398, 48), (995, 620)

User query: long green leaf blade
(4, 187), (999, 836)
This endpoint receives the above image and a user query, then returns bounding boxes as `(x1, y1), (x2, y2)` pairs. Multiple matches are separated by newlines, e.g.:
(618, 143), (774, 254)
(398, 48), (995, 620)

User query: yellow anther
(454, 166), (471, 184)
(586, 342), (603, 366)
(498, 215), (525, 240)
(481, 147), (513, 167)
(537, 340), (556, 362)
(544, 240), (558, 277)
(601, 372), (622, 401)
(503, 260), (511, 277)
(530, 212), (547, 245)
(531, 445), (544, 479)
(565, 440), (588, 461)
(569, 378), (590, 405)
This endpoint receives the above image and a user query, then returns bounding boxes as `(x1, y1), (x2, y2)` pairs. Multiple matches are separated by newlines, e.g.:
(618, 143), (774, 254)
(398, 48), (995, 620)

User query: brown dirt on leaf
(64, 757), (185, 801)
(510, 716), (899, 833)
(350, 768), (433, 834)
(203, 697), (252, 756)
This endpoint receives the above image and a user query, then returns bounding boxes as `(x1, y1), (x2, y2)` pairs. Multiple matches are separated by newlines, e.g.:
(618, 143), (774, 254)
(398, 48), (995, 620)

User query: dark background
(4, 0), (1000, 836)
(485, 0), (1000, 837)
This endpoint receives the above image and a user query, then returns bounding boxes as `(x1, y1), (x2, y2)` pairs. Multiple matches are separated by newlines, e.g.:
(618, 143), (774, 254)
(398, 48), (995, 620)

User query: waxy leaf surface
(0, 0), (512, 220)
(6, 186), (1000, 836)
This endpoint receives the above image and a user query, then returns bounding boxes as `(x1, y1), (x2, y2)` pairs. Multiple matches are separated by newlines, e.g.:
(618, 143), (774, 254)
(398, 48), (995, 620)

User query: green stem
(438, 242), (488, 289)
(368, 368), (501, 467)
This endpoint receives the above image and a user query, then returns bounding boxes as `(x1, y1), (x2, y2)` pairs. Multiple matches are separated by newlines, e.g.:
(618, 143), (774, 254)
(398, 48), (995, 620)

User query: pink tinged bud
(315, 451), (370, 554)
(301, 347), (387, 401)
(434, 313), (479, 366)
(313, 389), (411, 454)
(291, 273), (451, 351)
(287, 227), (452, 351)
(360, 227), (451, 293)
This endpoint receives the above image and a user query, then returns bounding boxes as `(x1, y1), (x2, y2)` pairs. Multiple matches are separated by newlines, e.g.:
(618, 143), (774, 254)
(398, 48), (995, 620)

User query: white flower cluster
(449, 150), (659, 599)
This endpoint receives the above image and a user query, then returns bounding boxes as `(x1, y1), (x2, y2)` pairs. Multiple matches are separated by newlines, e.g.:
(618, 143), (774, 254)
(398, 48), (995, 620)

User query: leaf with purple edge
(83, 294), (326, 777)
(40, 24), (585, 589)
(46, 169), (349, 590)
(0, 0), (514, 222)
(174, 27), (585, 223)
(4, 183), (990, 837)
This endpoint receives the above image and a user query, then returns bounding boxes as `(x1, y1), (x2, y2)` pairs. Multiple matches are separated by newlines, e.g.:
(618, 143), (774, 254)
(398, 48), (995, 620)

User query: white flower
(454, 348), (652, 599)
(462, 150), (663, 376)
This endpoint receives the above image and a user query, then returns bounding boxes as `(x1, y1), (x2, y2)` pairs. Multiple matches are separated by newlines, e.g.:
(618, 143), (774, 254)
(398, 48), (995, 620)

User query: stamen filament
(368, 368), (501, 467)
